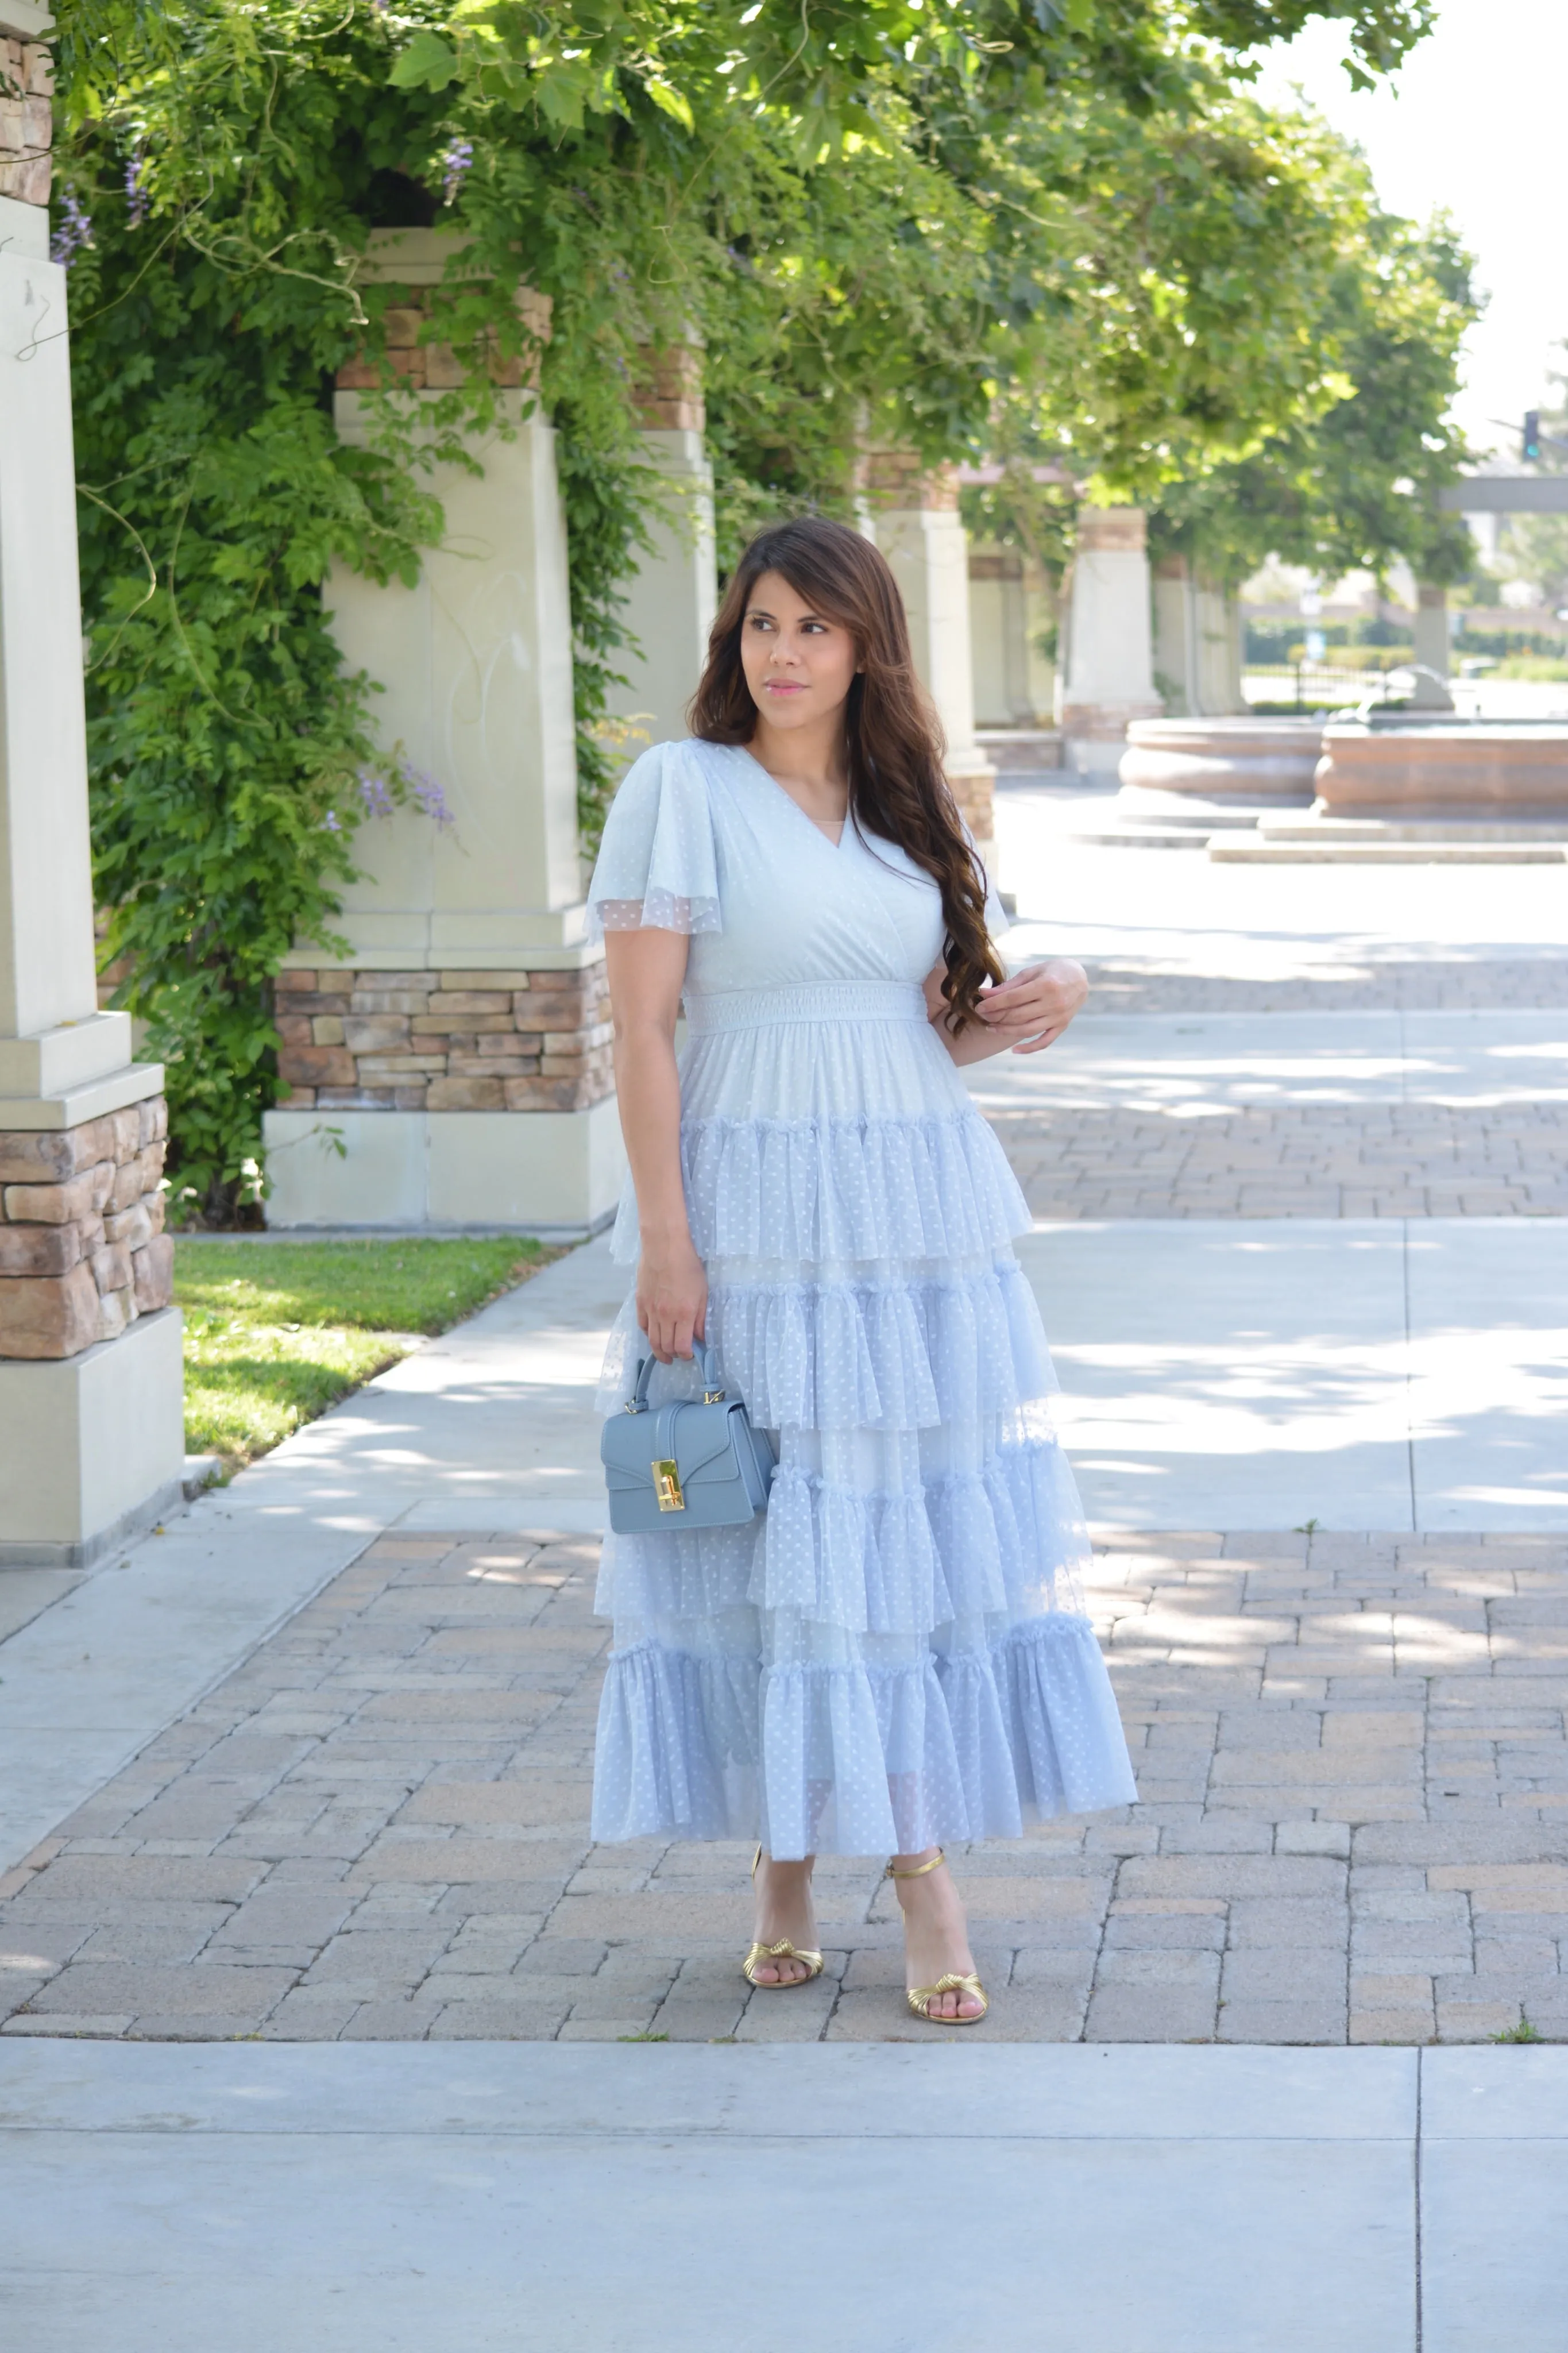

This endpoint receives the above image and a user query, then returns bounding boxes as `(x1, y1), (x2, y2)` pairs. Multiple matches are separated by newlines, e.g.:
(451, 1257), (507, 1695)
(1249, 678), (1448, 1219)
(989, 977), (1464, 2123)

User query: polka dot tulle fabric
(586, 739), (1137, 1856)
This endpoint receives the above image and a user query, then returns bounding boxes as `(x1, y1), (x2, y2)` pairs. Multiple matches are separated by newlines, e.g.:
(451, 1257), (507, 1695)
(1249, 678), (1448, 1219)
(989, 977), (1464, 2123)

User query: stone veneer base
(261, 1098), (628, 1234)
(0, 1306), (186, 1561)
(1063, 699), (1165, 776)
(274, 965), (612, 1114)
(0, 1096), (172, 1359)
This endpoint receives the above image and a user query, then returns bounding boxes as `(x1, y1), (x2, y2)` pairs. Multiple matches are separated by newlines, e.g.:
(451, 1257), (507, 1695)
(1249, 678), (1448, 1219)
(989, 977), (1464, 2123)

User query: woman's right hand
(636, 1233), (709, 1364)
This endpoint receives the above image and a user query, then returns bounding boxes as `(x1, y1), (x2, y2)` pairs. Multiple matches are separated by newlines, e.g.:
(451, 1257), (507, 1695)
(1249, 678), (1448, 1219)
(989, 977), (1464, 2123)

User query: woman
(587, 515), (1136, 2026)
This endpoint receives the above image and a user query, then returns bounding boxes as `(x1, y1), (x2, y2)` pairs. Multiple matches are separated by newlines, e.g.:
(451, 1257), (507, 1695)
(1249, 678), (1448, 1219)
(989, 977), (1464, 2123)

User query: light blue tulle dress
(586, 737), (1137, 1857)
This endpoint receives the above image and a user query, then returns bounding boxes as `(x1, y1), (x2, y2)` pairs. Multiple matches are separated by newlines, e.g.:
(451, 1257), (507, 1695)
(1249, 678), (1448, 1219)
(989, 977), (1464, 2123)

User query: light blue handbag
(601, 1341), (776, 1536)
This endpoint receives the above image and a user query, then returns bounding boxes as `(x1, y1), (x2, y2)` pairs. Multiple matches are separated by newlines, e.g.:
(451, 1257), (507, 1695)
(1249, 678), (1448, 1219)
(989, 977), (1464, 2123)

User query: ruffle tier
(608, 1108), (1031, 1269)
(598, 1435), (1088, 1637)
(590, 1613), (1138, 1855)
(701, 1253), (1051, 1433)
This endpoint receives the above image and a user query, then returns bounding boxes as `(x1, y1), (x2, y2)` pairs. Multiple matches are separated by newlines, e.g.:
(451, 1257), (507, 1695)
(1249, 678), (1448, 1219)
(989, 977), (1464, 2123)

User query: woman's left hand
(974, 958), (1088, 1054)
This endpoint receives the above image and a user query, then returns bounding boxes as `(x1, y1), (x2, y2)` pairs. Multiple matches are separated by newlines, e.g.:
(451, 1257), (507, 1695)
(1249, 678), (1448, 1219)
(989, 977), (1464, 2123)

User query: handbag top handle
(626, 1340), (726, 1413)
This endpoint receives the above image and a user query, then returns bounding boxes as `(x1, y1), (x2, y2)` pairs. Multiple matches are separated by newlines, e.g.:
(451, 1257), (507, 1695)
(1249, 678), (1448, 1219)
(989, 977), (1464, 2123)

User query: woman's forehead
(744, 568), (837, 619)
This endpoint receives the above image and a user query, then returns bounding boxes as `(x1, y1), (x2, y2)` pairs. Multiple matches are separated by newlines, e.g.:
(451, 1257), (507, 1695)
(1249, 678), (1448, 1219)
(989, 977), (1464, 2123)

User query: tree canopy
(1141, 191), (1477, 590)
(52, 0), (1454, 1210)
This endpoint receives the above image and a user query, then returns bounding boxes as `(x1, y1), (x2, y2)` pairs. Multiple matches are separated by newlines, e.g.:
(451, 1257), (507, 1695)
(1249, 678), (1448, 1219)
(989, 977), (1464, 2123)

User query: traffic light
(1524, 410), (1542, 461)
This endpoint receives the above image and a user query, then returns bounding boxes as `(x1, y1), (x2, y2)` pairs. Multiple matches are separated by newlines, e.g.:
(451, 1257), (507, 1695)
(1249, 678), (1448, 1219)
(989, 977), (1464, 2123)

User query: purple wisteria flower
(51, 190), (92, 267)
(441, 138), (474, 207)
(405, 763), (455, 830)
(323, 809), (341, 833)
(352, 765), (455, 831)
(356, 768), (394, 820)
(125, 145), (149, 229)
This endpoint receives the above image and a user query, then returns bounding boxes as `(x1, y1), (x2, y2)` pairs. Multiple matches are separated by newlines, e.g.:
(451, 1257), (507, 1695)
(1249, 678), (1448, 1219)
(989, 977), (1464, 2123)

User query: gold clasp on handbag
(703, 1386), (725, 1405)
(652, 1459), (685, 1511)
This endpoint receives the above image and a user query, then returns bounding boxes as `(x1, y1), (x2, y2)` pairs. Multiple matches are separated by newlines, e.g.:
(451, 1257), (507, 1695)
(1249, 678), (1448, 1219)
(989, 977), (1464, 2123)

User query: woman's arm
(604, 928), (708, 1363)
(924, 957), (1090, 1066)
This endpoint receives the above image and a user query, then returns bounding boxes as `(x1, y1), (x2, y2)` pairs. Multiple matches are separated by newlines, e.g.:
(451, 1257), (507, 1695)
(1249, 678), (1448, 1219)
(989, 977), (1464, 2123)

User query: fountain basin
(1120, 718), (1323, 802)
(1316, 721), (1568, 815)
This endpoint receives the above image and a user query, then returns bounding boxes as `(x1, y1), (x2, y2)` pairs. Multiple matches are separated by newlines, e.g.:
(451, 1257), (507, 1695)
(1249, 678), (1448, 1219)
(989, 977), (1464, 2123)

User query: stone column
(0, 2), (183, 1562)
(968, 545), (1056, 727)
(1152, 556), (1244, 716)
(602, 341), (716, 751)
(262, 229), (623, 1233)
(1411, 584), (1454, 708)
(1198, 581), (1245, 715)
(864, 453), (995, 865)
(1059, 506), (1162, 772)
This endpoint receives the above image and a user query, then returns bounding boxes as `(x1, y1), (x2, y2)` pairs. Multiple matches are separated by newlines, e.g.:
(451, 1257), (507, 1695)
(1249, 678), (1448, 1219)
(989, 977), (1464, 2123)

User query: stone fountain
(1120, 716), (1324, 801)
(1092, 696), (1568, 863)
(1075, 715), (1323, 849)
(1313, 715), (1568, 817)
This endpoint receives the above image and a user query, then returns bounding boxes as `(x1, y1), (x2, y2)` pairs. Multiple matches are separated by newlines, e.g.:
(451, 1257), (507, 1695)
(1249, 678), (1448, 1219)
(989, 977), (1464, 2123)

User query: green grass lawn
(175, 1236), (557, 1471)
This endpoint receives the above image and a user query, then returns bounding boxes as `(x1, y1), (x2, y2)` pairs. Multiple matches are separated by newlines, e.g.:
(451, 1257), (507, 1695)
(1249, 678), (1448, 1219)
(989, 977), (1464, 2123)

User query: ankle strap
(885, 1847), (945, 1880)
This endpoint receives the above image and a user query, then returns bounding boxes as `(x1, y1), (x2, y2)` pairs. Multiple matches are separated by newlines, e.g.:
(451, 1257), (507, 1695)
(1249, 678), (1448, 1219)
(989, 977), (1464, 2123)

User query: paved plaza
(2, 796), (1567, 2344)
(1, 1523), (1564, 2049)
(998, 1096), (1568, 1219)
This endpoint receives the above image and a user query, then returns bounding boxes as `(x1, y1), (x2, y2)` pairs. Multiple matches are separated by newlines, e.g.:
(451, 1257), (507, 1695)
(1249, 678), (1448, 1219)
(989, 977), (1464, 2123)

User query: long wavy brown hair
(689, 514), (1002, 1029)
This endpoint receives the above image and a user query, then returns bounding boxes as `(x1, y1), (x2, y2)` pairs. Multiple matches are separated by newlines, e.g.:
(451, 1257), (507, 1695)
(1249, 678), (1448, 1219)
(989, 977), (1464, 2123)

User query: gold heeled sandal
(885, 1847), (989, 2026)
(741, 1844), (824, 1990)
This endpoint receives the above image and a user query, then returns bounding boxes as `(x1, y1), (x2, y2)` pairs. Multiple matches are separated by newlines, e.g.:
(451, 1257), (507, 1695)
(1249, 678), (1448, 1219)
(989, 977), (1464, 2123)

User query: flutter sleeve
(585, 741), (722, 943)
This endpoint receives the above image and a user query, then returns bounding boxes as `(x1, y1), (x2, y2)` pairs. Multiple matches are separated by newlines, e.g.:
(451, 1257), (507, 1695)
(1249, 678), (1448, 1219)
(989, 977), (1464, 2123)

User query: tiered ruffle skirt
(592, 981), (1137, 1857)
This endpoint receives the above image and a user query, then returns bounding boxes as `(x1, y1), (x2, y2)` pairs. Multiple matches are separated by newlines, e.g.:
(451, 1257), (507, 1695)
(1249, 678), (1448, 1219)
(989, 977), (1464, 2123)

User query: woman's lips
(764, 680), (805, 693)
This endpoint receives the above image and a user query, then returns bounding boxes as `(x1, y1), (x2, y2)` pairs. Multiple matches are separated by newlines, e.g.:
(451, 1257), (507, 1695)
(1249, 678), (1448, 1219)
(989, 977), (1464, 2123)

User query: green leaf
(388, 31), (460, 91)
(644, 77), (694, 132)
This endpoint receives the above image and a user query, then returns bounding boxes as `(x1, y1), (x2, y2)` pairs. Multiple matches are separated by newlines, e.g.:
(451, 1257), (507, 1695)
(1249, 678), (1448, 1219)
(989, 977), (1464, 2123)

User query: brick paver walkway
(1079, 957), (1568, 1015)
(998, 1102), (1568, 1220)
(991, 956), (1568, 1217)
(3, 1527), (1563, 2046)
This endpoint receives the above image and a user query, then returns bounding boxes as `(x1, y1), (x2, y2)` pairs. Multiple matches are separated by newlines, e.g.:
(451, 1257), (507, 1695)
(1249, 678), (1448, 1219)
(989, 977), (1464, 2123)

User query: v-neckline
(735, 744), (851, 853)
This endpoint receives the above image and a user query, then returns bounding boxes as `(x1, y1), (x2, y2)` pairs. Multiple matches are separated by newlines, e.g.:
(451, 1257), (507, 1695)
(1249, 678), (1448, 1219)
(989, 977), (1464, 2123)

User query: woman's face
(739, 569), (859, 732)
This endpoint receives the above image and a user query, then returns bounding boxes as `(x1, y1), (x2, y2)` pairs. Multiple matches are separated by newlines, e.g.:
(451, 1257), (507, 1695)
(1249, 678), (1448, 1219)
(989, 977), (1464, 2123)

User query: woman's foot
(889, 1848), (986, 2021)
(748, 1852), (820, 1986)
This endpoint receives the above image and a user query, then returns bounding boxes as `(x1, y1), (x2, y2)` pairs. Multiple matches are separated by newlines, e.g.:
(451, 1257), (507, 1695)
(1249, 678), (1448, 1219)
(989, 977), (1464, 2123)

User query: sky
(1253, 0), (1568, 458)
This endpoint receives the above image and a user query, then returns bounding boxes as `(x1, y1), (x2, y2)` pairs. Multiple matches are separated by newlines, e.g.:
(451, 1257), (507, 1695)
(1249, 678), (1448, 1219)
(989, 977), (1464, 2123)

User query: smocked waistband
(683, 981), (928, 1034)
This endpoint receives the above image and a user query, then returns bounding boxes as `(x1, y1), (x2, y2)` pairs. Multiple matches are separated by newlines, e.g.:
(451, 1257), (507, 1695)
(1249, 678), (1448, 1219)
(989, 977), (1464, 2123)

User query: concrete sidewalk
(1, 2038), (1562, 2351)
